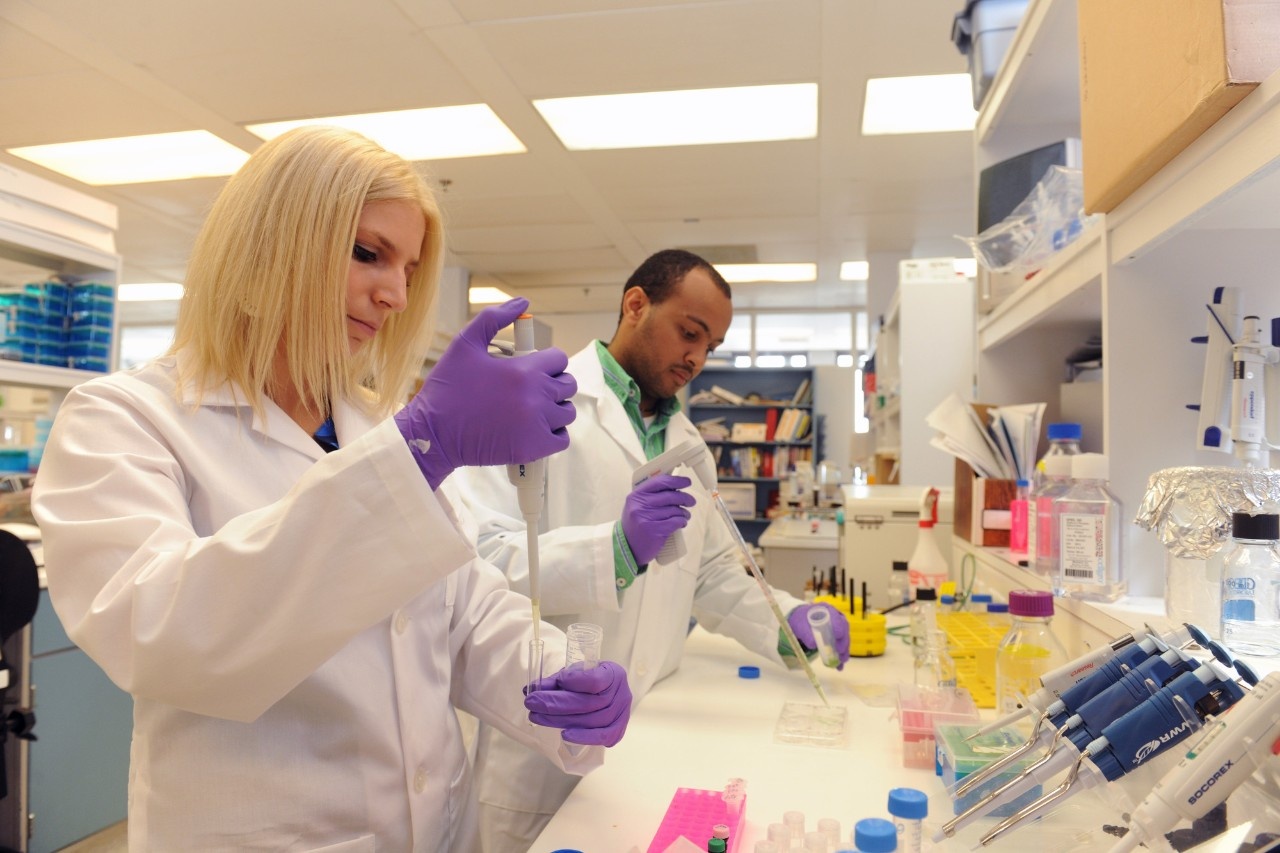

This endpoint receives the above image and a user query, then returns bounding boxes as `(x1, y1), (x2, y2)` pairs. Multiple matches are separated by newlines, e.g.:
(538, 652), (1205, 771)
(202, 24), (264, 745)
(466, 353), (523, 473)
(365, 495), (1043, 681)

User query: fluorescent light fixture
(533, 83), (818, 150)
(7, 131), (249, 185)
(468, 286), (514, 305)
(733, 355), (753, 368)
(840, 261), (870, 281)
(118, 283), (185, 301)
(715, 263), (817, 283)
(954, 257), (978, 277)
(246, 105), (526, 160)
(861, 74), (976, 135)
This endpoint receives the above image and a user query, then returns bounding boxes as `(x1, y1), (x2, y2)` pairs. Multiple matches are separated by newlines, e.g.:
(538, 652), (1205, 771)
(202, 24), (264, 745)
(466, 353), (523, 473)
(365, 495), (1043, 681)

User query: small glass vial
(1221, 511), (1280, 657)
(852, 817), (898, 852)
(995, 590), (1069, 732)
(887, 787), (927, 853)
(914, 628), (957, 692)
(938, 593), (957, 613)
(1031, 454), (1074, 578)
(1054, 453), (1127, 602)
(887, 561), (911, 608)
(908, 587), (938, 662)
(984, 601), (1010, 631)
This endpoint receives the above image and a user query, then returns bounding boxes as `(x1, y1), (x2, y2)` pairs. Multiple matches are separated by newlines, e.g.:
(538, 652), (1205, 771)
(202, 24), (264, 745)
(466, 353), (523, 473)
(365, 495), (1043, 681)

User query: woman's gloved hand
(620, 474), (695, 566)
(787, 603), (851, 670)
(395, 297), (577, 490)
(524, 660), (632, 747)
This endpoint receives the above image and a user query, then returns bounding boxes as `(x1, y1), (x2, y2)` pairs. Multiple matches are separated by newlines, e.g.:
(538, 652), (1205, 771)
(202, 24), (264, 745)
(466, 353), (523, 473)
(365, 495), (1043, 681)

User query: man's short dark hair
(618, 249), (732, 322)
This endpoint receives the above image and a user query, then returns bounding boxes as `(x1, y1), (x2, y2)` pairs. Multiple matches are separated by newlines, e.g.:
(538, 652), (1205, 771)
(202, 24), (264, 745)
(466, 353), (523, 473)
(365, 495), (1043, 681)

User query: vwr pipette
(1109, 670), (1280, 853)
(954, 624), (1195, 802)
(504, 314), (549, 692)
(965, 623), (1196, 742)
(977, 658), (1249, 847)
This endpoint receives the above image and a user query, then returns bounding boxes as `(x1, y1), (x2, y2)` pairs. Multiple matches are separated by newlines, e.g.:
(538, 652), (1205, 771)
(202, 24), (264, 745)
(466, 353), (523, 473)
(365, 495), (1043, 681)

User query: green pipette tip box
(936, 723), (1043, 817)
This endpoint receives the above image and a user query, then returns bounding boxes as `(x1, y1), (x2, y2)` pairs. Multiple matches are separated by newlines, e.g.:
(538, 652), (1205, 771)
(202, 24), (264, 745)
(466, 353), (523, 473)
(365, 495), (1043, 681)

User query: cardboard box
(954, 458), (1016, 547)
(1078, 0), (1280, 213)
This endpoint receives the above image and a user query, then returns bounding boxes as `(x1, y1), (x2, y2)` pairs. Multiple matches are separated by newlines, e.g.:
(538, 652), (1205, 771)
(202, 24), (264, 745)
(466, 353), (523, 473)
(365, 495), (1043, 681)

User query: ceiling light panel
(715, 263), (816, 283)
(840, 261), (869, 281)
(533, 83), (818, 150)
(7, 131), (249, 185)
(861, 74), (976, 136)
(247, 105), (527, 160)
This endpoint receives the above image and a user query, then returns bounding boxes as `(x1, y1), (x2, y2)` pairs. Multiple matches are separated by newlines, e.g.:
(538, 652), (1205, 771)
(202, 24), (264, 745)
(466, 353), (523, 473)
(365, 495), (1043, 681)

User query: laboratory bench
(531, 622), (1131, 852)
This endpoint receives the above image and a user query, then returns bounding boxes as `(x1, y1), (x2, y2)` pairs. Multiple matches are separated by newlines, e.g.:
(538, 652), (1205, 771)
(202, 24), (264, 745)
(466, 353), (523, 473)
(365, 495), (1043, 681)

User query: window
(118, 325), (175, 370)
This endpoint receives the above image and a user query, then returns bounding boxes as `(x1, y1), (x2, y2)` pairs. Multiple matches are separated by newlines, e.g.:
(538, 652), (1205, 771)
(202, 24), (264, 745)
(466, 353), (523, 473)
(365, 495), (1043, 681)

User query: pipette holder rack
(647, 786), (747, 853)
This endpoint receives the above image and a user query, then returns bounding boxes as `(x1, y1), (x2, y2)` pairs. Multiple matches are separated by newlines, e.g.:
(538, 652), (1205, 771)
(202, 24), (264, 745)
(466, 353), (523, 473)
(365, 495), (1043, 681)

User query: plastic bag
(958, 165), (1100, 274)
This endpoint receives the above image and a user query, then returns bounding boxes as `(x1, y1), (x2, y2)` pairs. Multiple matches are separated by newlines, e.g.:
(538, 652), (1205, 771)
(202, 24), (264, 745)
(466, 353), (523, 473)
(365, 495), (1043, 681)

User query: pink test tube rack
(646, 786), (747, 853)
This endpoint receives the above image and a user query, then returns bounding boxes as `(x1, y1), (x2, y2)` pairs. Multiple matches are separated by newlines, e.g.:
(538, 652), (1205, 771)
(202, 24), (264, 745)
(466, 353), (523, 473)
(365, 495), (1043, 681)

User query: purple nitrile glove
(524, 660), (632, 747)
(787, 603), (851, 670)
(620, 474), (695, 566)
(394, 297), (577, 490)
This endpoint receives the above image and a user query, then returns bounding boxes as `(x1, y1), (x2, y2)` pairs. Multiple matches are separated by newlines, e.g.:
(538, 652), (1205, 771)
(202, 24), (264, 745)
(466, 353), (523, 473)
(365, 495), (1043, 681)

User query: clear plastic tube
(806, 607), (841, 668)
(527, 637), (544, 697)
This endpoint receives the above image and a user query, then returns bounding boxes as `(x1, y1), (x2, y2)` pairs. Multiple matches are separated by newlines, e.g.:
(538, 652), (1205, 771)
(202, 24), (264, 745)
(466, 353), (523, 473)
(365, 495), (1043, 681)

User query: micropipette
(504, 313), (549, 692)
(1108, 671), (1280, 853)
(711, 489), (829, 706)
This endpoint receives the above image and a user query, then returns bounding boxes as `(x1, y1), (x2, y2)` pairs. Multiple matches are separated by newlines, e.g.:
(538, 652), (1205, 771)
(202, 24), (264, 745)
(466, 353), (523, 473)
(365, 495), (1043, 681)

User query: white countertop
(533, 622), (1127, 852)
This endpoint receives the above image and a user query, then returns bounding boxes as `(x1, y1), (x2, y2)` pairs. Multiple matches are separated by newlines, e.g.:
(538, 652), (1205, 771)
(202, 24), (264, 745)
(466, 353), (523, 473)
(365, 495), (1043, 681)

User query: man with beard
(453, 248), (850, 852)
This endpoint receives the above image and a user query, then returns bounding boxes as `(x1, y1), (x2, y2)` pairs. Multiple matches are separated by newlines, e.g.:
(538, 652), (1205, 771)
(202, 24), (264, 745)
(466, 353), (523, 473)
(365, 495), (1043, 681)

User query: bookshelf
(686, 366), (818, 543)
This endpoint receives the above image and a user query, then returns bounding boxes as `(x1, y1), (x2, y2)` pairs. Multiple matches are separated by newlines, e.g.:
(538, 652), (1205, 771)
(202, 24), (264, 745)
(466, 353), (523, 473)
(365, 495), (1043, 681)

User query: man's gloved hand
(620, 474), (696, 566)
(394, 297), (577, 490)
(524, 660), (632, 747)
(787, 603), (851, 670)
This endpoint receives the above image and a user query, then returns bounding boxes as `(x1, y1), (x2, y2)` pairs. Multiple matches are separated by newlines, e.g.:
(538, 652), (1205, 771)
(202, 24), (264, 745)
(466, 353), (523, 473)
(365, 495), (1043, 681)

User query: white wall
(537, 311), (618, 356)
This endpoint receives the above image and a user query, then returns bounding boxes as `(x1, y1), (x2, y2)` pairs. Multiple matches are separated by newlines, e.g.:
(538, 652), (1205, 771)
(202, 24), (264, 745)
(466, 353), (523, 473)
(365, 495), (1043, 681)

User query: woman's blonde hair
(171, 125), (443, 420)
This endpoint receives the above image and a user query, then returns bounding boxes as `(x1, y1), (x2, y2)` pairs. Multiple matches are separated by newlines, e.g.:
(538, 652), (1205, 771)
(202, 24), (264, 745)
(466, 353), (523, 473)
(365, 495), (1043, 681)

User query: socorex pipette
(504, 314), (550, 692)
(710, 489), (829, 706)
(966, 623), (1195, 742)
(1108, 671), (1280, 853)
(977, 660), (1248, 847)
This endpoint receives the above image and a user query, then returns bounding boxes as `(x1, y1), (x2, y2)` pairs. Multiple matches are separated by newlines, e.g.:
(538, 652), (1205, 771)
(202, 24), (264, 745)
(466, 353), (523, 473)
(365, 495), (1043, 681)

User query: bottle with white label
(1030, 454), (1074, 578)
(1221, 511), (1280, 657)
(1054, 453), (1127, 602)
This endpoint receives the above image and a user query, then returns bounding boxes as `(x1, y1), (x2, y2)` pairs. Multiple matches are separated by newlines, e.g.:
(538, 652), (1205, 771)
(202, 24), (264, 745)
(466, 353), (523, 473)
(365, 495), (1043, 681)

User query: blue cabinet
(26, 590), (130, 853)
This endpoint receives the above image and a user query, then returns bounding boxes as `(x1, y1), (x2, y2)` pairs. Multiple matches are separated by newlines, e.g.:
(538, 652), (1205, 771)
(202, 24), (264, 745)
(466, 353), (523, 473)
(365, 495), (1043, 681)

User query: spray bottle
(907, 487), (948, 592)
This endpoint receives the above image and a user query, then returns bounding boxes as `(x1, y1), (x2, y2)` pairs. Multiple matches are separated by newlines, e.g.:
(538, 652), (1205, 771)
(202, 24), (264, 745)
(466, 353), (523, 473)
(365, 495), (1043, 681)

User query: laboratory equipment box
(758, 517), (837, 598)
(1078, 0), (1280, 213)
(951, 0), (1030, 109)
(840, 485), (954, 609)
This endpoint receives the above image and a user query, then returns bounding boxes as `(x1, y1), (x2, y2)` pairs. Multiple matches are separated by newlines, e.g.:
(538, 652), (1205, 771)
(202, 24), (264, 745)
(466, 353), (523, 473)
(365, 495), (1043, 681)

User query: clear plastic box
(935, 723), (1042, 817)
(894, 684), (979, 769)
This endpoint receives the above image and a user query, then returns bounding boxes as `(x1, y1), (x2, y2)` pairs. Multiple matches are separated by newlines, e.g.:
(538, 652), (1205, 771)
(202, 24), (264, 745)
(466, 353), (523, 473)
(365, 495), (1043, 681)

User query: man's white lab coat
(32, 354), (600, 852)
(452, 343), (802, 839)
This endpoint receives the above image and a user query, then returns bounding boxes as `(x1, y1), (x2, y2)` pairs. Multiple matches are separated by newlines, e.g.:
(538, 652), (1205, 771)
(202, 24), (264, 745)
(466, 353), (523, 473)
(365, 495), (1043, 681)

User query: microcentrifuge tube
(564, 622), (603, 671)
(753, 843), (780, 853)
(804, 830), (830, 852)
(806, 606), (842, 668)
(817, 818), (841, 846)
(767, 823), (790, 848)
(784, 810), (806, 844)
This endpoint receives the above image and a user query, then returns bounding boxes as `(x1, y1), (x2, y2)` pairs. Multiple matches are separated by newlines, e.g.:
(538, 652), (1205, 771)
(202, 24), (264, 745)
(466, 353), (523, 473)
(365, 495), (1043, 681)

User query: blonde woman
(32, 126), (630, 851)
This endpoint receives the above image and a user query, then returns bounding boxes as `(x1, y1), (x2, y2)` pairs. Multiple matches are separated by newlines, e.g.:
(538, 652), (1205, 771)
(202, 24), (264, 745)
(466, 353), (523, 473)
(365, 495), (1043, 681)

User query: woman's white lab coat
(452, 343), (803, 828)
(31, 354), (601, 852)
